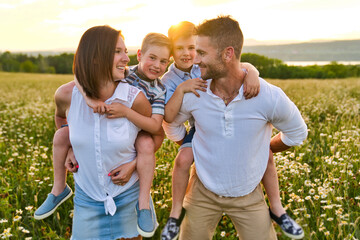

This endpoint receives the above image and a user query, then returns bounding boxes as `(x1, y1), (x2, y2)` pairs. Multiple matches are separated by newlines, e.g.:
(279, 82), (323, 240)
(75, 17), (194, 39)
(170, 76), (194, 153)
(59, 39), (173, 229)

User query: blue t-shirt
(161, 63), (201, 104)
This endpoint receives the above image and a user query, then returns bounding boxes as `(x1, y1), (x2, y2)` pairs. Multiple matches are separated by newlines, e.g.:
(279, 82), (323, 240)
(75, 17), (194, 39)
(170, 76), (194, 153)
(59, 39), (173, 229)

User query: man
(167, 16), (308, 239)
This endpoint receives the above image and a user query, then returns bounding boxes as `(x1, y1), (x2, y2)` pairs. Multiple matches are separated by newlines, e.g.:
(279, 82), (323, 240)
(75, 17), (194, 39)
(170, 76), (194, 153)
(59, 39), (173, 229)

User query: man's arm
(270, 88), (308, 151)
(270, 133), (290, 153)
(163, 99), (192, 143)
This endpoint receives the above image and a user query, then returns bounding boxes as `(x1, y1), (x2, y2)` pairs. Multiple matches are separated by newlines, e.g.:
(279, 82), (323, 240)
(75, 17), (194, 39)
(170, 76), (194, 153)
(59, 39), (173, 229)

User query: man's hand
(65, 147), (78, 173)
(108, 160), (136, 186)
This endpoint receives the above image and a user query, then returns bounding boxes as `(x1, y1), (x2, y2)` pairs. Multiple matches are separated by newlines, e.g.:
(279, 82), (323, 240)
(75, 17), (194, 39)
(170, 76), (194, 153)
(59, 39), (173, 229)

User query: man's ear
(137, 49), (142, 62)
(222, 47), (234, 62)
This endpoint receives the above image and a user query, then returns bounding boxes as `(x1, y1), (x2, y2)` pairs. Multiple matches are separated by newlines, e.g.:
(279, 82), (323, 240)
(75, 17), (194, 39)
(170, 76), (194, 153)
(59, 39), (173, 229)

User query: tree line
(0, 51), (359, 79)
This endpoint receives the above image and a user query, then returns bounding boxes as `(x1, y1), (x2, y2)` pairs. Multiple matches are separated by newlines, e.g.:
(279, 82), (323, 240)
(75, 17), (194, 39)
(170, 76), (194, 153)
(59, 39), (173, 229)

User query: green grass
(0, 72), (359, 239)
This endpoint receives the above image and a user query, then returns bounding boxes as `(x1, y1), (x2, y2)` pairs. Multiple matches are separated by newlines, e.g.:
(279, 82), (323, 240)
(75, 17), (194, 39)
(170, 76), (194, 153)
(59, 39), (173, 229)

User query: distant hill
(5, 39), (360, 62)
(242, 39), (360, 61)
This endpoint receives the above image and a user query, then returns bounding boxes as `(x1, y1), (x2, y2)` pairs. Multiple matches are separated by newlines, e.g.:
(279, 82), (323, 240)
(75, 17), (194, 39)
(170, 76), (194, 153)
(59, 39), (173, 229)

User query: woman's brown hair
(73, 25), (122, 99)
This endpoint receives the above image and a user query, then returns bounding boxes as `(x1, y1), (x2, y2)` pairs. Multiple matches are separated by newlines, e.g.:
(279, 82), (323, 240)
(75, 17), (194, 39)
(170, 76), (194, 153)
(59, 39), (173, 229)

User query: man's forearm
(270, 133), (290, 153)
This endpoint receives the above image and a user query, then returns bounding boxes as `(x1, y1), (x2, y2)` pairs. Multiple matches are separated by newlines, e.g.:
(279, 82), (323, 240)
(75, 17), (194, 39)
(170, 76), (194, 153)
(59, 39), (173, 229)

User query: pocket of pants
(249, 184), (265, 205)
(184, 169), (200, 202)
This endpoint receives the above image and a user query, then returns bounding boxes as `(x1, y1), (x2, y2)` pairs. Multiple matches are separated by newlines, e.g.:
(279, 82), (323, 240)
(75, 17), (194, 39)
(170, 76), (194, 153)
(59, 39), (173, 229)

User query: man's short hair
(196, 15), (243, 59)
(141, 33), (172, 54)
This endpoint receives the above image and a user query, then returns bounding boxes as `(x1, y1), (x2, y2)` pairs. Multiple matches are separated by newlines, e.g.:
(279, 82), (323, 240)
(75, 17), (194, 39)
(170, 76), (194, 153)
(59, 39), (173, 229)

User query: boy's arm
(74, 77), (108, 113)
(164, 78), (207, 123)
(131, 91), (152, 117)
(241, 62), (260, 99)
(54, 81), (75, 128)
(107, 93), (163, 134)
(108, 91), (152, 182)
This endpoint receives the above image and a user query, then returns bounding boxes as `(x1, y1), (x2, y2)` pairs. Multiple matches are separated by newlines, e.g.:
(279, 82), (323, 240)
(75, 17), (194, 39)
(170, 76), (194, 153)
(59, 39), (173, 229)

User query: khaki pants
(179, 168), (277, 240)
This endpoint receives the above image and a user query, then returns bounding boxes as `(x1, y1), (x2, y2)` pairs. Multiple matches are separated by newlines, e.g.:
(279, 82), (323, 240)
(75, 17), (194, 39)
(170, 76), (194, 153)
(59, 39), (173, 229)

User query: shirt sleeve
(151, 93), (165, 115)
(162, 121), (187, 142)
(162, 96), (192, 142)
(164, 80), (178, 104)
(270, 89), (308, 146)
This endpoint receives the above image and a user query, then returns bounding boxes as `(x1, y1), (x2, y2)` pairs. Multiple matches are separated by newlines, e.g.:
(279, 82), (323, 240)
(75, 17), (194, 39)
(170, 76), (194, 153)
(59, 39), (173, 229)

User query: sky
(1, 0), (359, 52)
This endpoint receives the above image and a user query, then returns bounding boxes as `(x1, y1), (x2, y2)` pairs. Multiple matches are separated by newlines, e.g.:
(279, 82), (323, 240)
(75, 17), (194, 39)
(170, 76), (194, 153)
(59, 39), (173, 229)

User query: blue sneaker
(135, 197), (159, 237)
(34, 184), (73, 220)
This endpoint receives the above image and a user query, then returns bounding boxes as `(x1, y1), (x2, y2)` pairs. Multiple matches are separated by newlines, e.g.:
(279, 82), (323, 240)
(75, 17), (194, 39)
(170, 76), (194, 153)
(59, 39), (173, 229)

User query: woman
(55, 25), (152, 239)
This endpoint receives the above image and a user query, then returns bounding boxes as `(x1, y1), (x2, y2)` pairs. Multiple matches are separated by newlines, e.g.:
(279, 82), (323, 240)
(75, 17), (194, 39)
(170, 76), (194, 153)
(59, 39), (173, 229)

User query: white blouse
(68, 82), (141, 215)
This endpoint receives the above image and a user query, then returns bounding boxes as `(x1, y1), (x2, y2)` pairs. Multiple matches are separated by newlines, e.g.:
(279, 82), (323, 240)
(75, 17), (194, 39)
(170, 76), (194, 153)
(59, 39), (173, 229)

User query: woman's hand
(108, 160), (136, 185)
(65, 147), (79, 173)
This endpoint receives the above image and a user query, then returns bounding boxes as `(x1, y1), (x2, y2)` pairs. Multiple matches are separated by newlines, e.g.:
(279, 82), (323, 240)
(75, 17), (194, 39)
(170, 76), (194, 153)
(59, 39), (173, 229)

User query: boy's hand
(243, 69), (260, 99)
(179, 78), (207, 97)
(86, 98), (109, 114)
(65, 147), (79, 173)
(243, 80), (260, 99)
(108, 160), (136, 186)
(107, 102), (129, 119)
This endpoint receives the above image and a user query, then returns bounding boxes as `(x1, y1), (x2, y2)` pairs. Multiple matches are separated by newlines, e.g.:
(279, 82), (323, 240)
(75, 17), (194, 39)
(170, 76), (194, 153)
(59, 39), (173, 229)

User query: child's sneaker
(135, 197), (158, 237)
(161, 208), (186, 240)
(269, 209), (304, 239)
(34, 184), (73, 220)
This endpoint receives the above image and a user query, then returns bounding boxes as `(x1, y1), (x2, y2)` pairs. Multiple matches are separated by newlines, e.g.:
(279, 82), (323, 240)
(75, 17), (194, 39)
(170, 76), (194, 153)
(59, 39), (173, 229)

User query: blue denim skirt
(71, 181), (140, 240)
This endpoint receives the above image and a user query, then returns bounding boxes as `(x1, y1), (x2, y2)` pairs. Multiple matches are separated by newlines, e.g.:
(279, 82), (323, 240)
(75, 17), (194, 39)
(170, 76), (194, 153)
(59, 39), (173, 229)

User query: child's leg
(261, 150), (285, 216)
(161, 126), (195, 240)
(135, 130), (163, 237)
(170, 147), (193, 218)
(51, 126), (71, 195)
(135, 128), (164, 208)
(34, 126), (73, 220)
(262, 150), (304, 239)
(135, 131), (156, 210)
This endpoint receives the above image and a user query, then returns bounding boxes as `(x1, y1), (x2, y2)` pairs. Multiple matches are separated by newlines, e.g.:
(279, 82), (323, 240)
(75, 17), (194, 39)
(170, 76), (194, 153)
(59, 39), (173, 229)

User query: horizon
(3, 38), (360, 54)
(1, 0), (359, 52)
